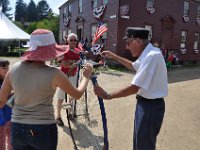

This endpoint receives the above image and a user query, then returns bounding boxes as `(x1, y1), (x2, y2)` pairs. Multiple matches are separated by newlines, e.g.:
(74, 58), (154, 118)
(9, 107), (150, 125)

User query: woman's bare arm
(0, 72), (12, 108)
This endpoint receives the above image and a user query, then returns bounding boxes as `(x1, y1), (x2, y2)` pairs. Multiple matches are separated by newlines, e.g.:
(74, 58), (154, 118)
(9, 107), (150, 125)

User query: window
(197, 6), (200, 18)
(193, 33), (199, 49)
(64, 7), (67, 15)
(180, 31), (187, 48)
(103, 0), (108, 5)
(78, 0), (83, 14)
(184, 1), (189, 16)
(67, 29), (72, 36)
(146, 0), (154, 7)
(62, 30), (66, 41)
(145, 25), (152, 40)
(68, 4), (72, 16)
(101, 23), (108, 44)
(91, 24), (97, 39)
(92, 0), (97, 8)
(63, 7), (67, 19)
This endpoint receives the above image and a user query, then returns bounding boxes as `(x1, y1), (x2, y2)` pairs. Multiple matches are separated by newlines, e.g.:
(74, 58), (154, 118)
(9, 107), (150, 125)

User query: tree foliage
(26, 14), (59, 42)
(15, 0), (27, 22)
(0, 0), (12, 17)
(26, 0), (38, 22)
(13, 0), (60, 42)
(37, 0), (52, 20)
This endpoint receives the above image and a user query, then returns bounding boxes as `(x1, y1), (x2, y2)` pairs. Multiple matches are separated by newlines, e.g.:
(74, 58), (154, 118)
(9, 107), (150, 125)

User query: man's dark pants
(133, 95), (165, 150)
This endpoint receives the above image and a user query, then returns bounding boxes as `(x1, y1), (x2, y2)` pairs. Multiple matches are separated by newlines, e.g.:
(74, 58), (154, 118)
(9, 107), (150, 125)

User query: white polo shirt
(131, 43), (168, 99)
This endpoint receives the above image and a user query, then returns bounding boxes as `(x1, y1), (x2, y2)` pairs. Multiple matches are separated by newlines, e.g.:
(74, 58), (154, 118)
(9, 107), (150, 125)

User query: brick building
(59, 0), (200, 61)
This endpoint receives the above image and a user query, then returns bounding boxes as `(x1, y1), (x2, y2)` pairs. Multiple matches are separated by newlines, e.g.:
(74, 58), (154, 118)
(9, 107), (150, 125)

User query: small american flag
(92, 21), (108, 45)
(78, 38), (85, 51)
(78, 42), (83, 51)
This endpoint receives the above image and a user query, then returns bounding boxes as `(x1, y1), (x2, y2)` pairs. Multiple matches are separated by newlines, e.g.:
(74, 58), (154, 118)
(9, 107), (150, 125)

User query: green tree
(0, 0), (12, 17)
(15, 0), (27, 22)
(37, 0), (52, 20)
(26, 14), (59, 42)
(27, 0), (38, 22)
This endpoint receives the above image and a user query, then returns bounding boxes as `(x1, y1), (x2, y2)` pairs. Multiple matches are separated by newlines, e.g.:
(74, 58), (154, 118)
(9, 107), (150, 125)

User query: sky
(9, 0), (67, 15)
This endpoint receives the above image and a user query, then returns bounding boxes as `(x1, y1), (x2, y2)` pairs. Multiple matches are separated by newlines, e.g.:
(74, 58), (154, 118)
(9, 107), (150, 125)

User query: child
(0, 59), (12, 150)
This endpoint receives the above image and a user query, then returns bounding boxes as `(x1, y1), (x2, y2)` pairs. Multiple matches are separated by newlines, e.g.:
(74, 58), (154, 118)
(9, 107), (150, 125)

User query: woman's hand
(82, 63), (93, 79)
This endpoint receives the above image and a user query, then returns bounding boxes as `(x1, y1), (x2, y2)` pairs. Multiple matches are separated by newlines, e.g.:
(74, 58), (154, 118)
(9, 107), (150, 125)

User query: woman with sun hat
(0, 29), (93, 150)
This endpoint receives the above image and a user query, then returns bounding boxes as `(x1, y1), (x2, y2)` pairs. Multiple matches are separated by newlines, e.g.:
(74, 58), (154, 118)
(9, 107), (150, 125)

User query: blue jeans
(11, 123), (58, 150)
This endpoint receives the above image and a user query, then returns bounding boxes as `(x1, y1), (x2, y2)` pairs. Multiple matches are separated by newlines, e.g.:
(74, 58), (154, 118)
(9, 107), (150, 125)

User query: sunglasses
(70, 39), (77, 42)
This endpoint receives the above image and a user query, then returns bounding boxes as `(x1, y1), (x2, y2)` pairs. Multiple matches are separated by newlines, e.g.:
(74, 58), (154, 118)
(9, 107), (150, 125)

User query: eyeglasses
(0, 65), (9, 69)
(70, 39), (77, 42)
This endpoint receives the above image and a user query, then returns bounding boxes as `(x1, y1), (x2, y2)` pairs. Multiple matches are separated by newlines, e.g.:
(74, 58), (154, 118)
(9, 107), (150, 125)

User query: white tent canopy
(0, 10), (30, 40)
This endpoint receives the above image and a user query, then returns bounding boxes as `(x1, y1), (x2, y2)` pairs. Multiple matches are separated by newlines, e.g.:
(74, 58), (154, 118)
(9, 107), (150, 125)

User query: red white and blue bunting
(64, 16), (71, 27)
(93, 5), (106, 19)
(146, 6), (155, 14)
(196, 18), (200, 25)
(180, 48), (186, 54)
(183, 15), (189, 22)
(91, 44), (103, 55)
(194, 49), (199, 54)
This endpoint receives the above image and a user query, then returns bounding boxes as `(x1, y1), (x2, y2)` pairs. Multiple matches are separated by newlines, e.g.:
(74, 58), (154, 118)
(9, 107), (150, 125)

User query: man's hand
(102, 51), (117, 59)
(94, 85), (111, 100)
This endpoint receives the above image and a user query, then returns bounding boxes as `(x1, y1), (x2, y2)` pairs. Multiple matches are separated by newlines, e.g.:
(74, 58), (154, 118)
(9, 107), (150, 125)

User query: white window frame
(197, 6), (200, 18)
(146, 0), (154, 8)
(184, 1), (189, 16)
(68, 4), (72, 16)
(92, 0), (98, 8)
(193, 33), (199, 49)
(180, 31), (187, 48)
(78, 0), (83, 14)
(67, 29), (72, 36)
(145, 25), (152, 40)
(91, 24), (97, 39)
(103, 0), (108, 5)
(62, 30), (66, 41)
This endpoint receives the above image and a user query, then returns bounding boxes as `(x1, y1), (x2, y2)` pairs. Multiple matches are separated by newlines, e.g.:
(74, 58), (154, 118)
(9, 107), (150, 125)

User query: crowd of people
(0, 27), (168, 150)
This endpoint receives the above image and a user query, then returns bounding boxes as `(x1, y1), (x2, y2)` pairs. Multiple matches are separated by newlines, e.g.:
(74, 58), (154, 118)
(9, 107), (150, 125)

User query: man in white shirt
(94, 27), (168, 150)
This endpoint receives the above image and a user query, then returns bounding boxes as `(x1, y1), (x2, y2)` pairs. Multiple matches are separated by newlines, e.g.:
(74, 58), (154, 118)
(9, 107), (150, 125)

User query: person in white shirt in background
(94, 27), (168, 150)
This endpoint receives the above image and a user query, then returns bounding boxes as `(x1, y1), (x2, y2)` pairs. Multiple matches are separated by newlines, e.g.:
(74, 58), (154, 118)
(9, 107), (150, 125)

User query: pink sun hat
(21, 29), (68, 61)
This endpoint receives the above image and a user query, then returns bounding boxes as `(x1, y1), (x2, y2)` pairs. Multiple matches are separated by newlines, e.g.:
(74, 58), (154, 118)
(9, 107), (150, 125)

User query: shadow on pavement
(168, 67), (200, 83)
(62, 120), (104, 150)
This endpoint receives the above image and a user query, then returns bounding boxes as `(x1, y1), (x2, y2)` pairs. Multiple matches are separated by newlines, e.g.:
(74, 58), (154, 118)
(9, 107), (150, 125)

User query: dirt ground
(1, 57), (200, 150)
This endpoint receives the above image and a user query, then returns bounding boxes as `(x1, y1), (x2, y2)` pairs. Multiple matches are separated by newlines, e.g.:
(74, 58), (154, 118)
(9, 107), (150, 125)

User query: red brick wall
(60, 0), (200, 61)
(117, 0), (200, 61)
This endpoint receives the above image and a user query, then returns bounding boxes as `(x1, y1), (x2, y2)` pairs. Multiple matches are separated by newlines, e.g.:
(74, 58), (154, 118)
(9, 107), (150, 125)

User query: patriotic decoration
(83, 37), (92, 52)
(194, 49), (199, 54)
(92, 21), (108, 45)
(183, 15), (189, 23)
(180, 48), (186, 54)
(146, 6), (155, 14)
(64, 16), (71, 27)
(91, 44), (103, 55)
(93, 5), (106, 19)
(196, 18), (200, 25)
(78, 38), (85, 51)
